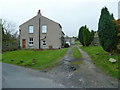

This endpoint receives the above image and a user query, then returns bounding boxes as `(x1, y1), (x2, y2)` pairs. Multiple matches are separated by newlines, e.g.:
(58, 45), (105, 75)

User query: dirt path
(77, 47), (118, 88)
(43, 47), (118, 88)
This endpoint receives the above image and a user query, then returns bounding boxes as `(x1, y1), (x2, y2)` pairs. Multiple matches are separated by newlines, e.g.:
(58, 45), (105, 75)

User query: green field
(2, 48), (68, 69)
(81, 46), (119, 79)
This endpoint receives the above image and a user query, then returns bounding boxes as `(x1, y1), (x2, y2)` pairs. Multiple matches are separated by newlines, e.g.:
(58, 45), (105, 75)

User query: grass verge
(71, 47), (82, 65)
(72, 47), (82, 58)
(2, 48), (68, 70)
(75, 41), (80, 45)
(81, 46), (119, 79)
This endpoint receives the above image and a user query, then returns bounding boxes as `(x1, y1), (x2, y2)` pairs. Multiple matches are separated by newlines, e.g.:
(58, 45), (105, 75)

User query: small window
(19, 30), (21, 35)
(42, 25), (47, 33)
(28, 25), (34, 33)
(29, 38), (34, 46)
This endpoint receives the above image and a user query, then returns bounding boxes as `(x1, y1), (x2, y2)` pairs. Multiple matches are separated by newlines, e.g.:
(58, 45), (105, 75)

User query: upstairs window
(29, 38), (34, 46)
(28, 25), (34, 33)
(42, 25), (47, 33)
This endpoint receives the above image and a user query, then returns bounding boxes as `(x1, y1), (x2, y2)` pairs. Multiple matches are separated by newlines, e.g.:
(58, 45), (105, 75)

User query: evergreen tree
(78, 25), (93, 46)
(98, 7), (118, 54)
(114, 19), (120, 52)
(78, 26), (85, 46)
(90, 30), (95, 44)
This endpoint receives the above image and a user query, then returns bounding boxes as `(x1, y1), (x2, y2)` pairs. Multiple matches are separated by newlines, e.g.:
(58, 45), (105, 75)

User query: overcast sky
(0, 0), (119, 37)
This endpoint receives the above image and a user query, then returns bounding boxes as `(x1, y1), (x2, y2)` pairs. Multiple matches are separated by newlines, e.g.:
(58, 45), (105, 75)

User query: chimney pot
(38, 10), (41, 15)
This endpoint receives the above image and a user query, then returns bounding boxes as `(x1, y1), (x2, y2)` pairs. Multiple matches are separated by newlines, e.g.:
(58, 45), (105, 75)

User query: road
(2, 47), (119, 88)
(2, 63), (65, 88)
(0, 63), (2, 89)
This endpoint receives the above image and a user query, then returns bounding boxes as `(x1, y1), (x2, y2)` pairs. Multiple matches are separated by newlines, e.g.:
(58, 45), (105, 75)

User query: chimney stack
(38, 10), (41, 15)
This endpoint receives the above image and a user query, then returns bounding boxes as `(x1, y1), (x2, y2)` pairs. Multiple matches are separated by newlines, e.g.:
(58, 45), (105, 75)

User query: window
(43, 41), (46, 45)
(28, 25), (34, 33)
(29, 38), (34, 46)
(19, 30), (21, 35)
(42, 25), (47, 33)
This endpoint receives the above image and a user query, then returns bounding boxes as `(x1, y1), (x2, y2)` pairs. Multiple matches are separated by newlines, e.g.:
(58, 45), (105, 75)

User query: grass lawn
(72, 47), (82, 58)
(81, 46), (119, 79)
(2, 48), (68, 69)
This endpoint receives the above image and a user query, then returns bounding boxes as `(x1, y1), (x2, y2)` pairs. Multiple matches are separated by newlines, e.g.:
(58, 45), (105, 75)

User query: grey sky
(118, 1), (120, 19)
(0, 0), (119, 37)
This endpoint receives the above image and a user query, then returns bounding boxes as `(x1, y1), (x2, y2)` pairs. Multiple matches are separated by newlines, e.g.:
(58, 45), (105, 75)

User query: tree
(2, 20), (19, 51)
(78, 25), (94, 46)
(90, 30), (95, 44)
(98, 7), (118, 54)
(0, 20), (2, 52)
(114, 19), (120, 52)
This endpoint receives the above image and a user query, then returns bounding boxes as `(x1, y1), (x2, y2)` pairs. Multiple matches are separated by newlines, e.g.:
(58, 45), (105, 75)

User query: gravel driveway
(2, 47), (119, 88)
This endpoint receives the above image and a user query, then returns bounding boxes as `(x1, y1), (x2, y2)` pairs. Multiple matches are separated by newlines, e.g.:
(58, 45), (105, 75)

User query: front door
(22, 39), (26, 48)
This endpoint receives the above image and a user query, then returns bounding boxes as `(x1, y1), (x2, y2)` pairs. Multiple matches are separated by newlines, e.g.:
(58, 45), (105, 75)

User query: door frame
(22, 39), (26, 48)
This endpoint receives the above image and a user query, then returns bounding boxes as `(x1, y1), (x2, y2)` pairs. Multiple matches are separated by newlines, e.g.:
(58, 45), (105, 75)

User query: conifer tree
(98, 7), (117, 54)
(78, 25), (93, 46)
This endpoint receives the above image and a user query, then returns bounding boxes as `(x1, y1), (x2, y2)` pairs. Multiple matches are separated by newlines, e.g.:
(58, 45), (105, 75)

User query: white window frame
(28, 38), (34, 46)
(42, 40), (46, 45)
(28, 25), (34, 33)
(42, 25), (47, 33)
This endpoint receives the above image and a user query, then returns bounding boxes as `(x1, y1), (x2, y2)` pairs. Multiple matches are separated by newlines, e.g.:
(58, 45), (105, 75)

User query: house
(91, 31), (100, 46)
(0, 19), (2, 52)
(65, 36), (75, 45)
(19, 10), (65, 49)
(70, 37), (75, 45)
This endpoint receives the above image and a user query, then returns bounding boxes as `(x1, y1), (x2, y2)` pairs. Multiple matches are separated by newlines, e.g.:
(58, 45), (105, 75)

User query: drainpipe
(39, 18), (41, 49)
(38, 10), (41, 49)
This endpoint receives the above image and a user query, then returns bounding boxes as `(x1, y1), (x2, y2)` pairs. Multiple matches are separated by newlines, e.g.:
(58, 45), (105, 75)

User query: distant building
(118, 1), (120, 19)
(70, 37), (75, 45)
(92, 31), (100, 46)
(19, 10), (65, 49)
(65, 36), (75, 45)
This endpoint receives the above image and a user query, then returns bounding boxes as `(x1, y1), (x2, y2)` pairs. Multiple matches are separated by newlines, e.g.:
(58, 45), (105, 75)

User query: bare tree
(2, 20), (18, 36)
(2, 19), (19, 51)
